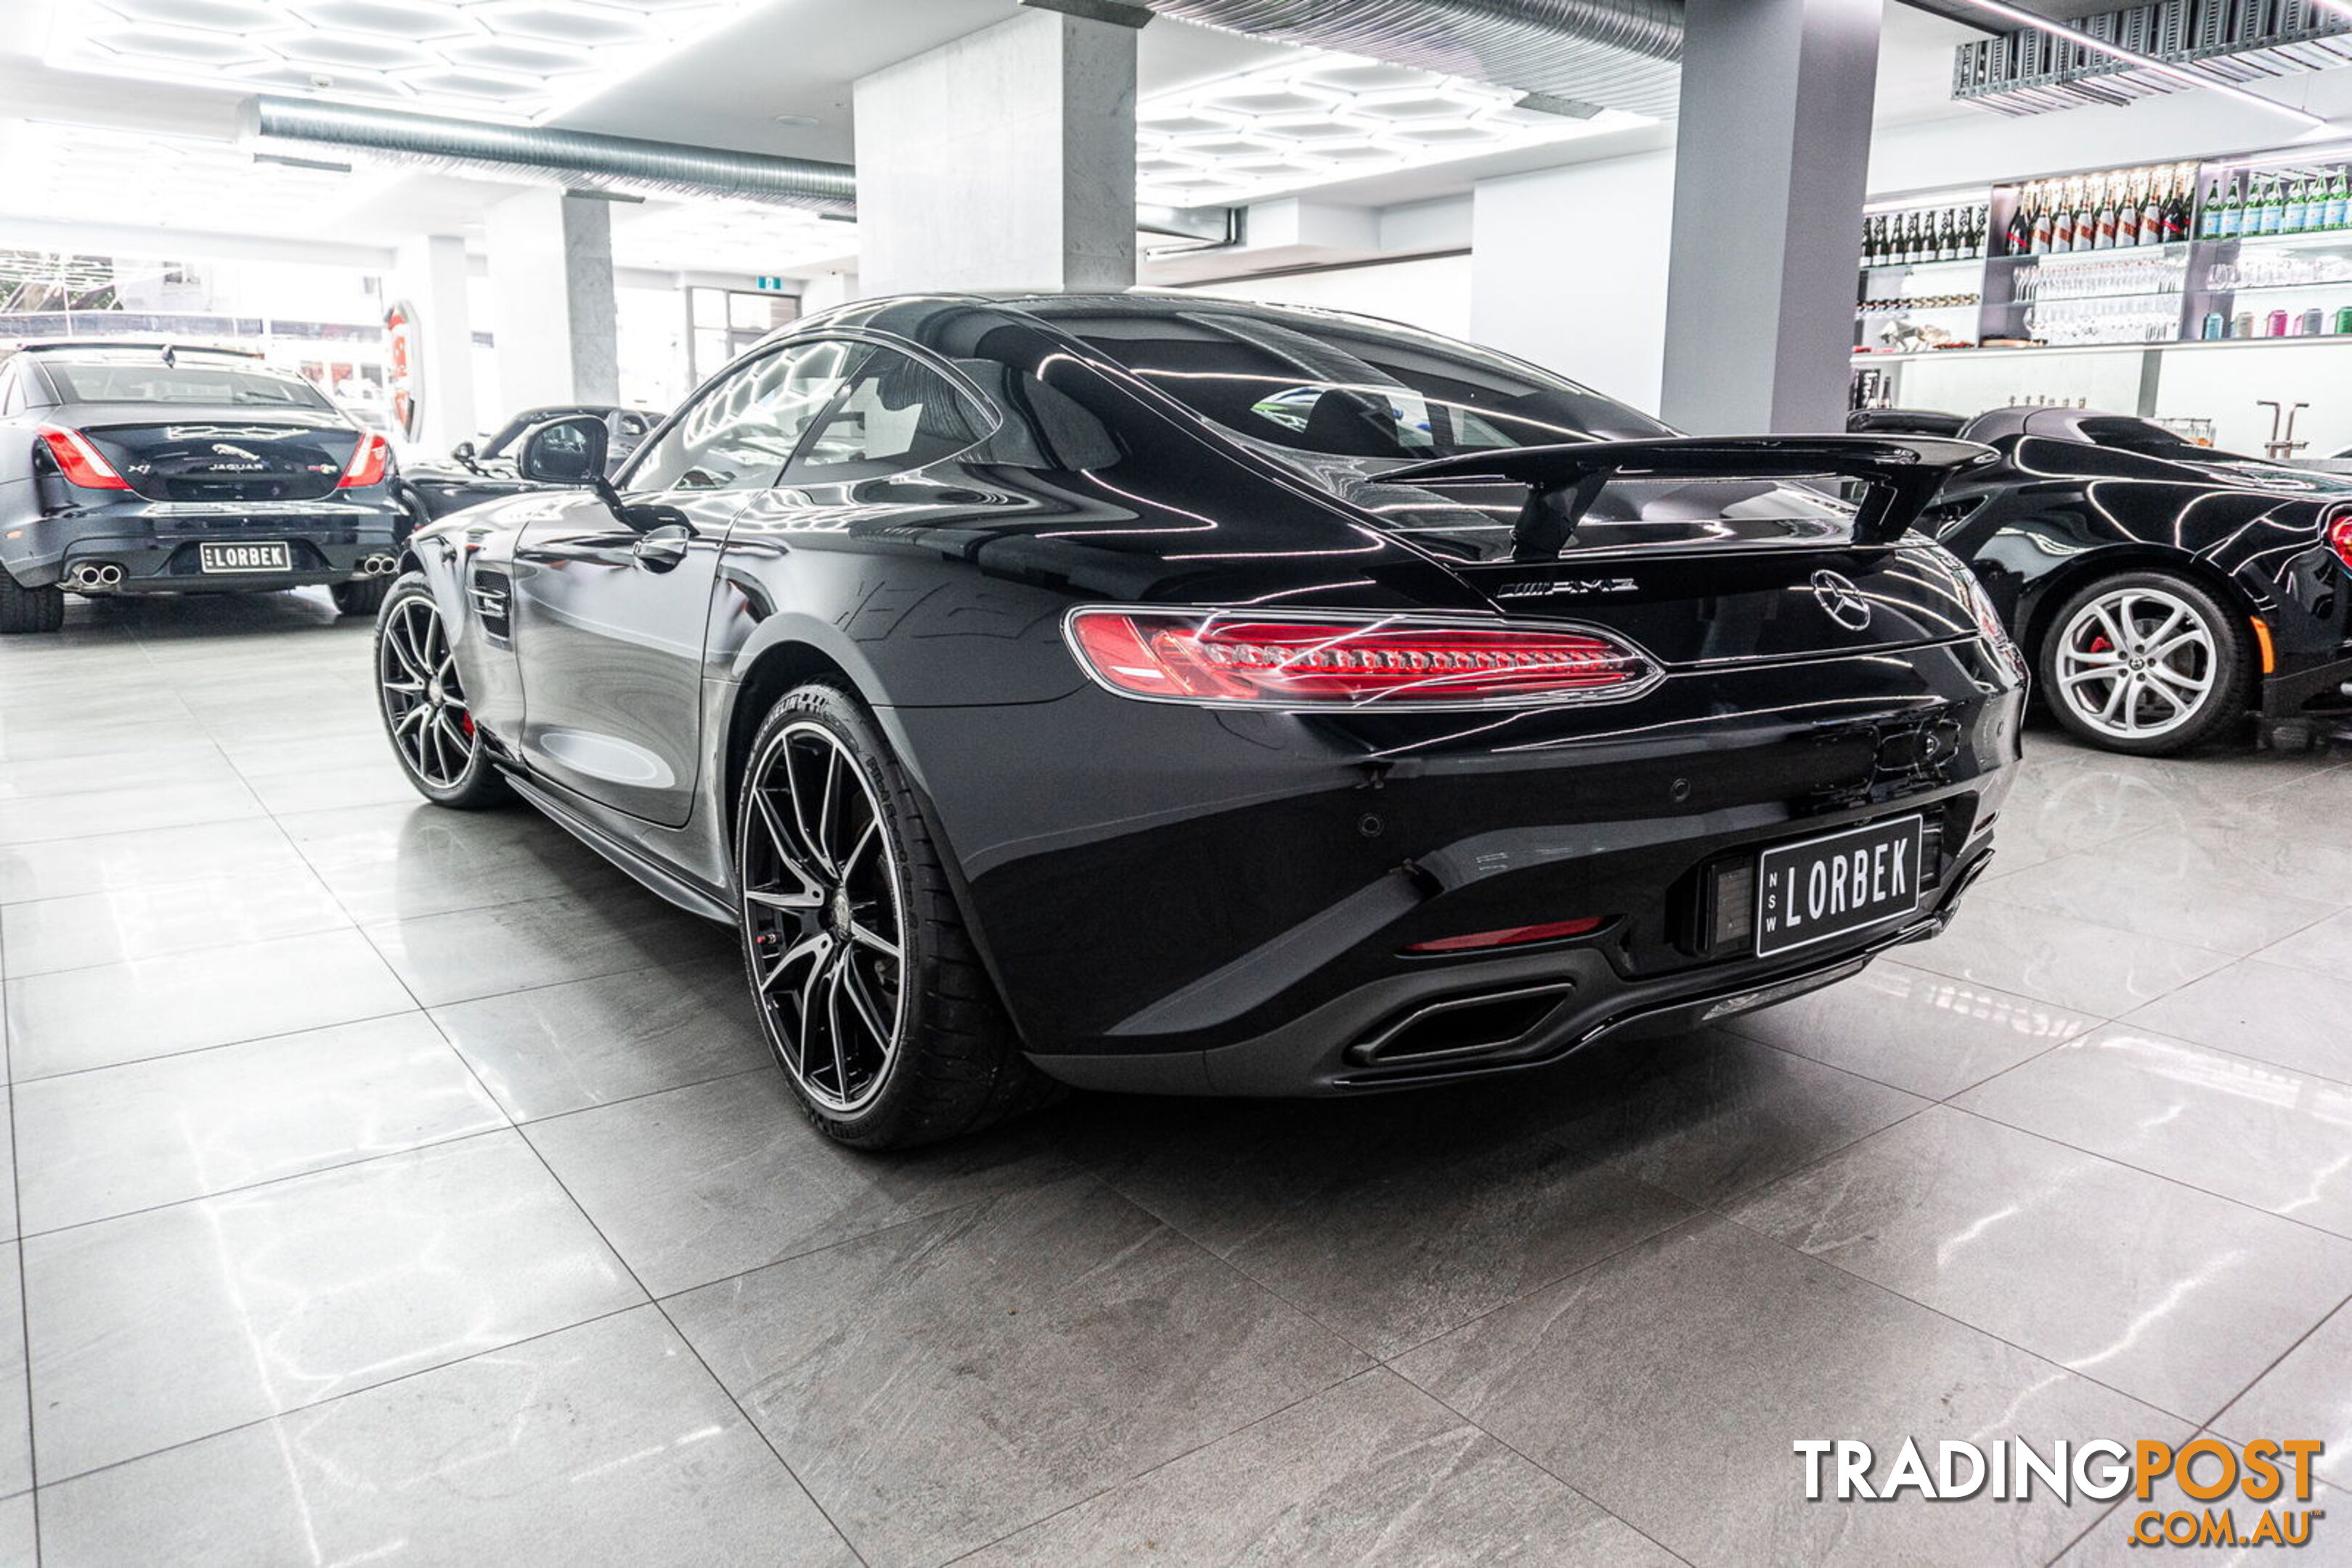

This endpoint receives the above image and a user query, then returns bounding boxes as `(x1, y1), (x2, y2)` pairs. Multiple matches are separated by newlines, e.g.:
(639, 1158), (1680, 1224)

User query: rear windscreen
(41, 361), (332, 409)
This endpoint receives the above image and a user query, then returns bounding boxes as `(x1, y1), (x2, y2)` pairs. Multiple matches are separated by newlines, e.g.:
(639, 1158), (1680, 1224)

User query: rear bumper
(2261, 651), (2352, 723)
(12, 499), (402, 592)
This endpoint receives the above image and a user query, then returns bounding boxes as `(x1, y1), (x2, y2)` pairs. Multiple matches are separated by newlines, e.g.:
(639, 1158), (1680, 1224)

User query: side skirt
(498, 767), (736, 926)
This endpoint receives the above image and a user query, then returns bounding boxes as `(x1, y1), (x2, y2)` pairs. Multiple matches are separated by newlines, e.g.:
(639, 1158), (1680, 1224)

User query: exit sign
(754, 276), (791, 292)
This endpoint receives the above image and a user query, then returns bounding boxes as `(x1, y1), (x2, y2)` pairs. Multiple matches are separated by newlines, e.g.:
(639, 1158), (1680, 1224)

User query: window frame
(614, 337), (870, 496)
(777, 338), (1000, 486)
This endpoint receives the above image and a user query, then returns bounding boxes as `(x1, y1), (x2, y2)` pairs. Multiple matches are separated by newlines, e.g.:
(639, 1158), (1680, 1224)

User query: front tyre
(0, 570), (65, 634)
(333, 577), (390, 617)
(2040, 570), (2249, 756)
(375, 575), (510, 808)
(736, 682), (1046, 1149)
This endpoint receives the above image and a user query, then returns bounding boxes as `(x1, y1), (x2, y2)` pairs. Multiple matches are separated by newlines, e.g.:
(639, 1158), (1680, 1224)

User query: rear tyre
(2040, 570), (2248, 756)
(0, 570), (65, 634)
(375, 575), (509, 809)
(332, 577), (390, 617)
(735, 682), (1050, 1149)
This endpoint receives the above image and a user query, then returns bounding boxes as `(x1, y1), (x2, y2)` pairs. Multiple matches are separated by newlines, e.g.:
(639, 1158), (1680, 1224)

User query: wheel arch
(2017, 544), (2261, 674)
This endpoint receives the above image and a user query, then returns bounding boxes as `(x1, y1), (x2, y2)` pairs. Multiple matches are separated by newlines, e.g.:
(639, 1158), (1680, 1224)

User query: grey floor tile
(1903, 894), (2231, 1018)
(2259, 910), (2352, 980)
(0, 864), (353, 979)
(220, 729), (400, 780)
(0, 743), (236, 803)
(1720, 957), (2093, 1100)
(240, 758), (421, 816)
(23, 1130), (642, 1479)
(15, 1013), (508, 1233)
(36, 1306), (856, 1568)
(364, 892), (732, 1008)
(1956, 1025), (2352, 1238)
(429, 955), (768, 1122)
(1393, 1216), (2181, 1568)
(0, 714), (216, 766)
(0, 1495), (29, 1568)
(0, 1249), (28, 1500)
(529, 1071), (1081, 1298)
(1979, 758), (2191, 870)
(2217, 1303), (2352, 1494)
(1075, 1090), (1697, 1359)
(0, 1091), (14, 1240)
(1542, 1029), (1927, 1206)
(1985, 834), (2339, 955)
(2128, 959), (2352, 1085)
(284, 800), (632, 923)
(1729, 1105), (2352, 1420)
(0, 817), (308, 906)
(0, 777), (263, 848)
(5, 928), (418, 1080)
(961, 1368), (1678, 1568)
(668, 1173), (1367, 1568)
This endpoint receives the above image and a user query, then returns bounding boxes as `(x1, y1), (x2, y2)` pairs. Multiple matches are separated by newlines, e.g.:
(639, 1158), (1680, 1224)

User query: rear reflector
(36, 427), (130, 491)
(1404, 915), (1606, 954)
(1065, 609), (1651, 708)
(337, 433), (392, 489)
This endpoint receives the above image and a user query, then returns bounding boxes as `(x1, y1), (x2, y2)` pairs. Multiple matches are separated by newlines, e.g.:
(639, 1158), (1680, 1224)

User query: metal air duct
(243, 97), (858, 214)
(1139, 0), (1686, 119)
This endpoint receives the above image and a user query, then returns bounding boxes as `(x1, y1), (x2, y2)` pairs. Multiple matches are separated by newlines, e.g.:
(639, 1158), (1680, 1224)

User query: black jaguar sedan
(377, 293), (2023, 1148)
(0, 341), (407, 632)
(1851, 405), (2352, 754)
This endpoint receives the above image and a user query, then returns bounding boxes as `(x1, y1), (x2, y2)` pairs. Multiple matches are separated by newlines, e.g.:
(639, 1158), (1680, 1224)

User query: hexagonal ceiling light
(46, 0), (770, 123)
(1135, 49), (1653, 208)
(609, 198), (855, 277)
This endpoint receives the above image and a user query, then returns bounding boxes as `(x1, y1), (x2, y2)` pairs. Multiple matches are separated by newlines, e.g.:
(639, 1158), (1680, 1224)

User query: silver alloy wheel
(2052, 584), (2217, 742)
(379, 595), (478, 787)
(741, 720), (907, 1114)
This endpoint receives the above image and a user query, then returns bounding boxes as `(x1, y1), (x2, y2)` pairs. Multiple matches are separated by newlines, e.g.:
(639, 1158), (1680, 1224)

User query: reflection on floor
(0, 591), (2347, 1567)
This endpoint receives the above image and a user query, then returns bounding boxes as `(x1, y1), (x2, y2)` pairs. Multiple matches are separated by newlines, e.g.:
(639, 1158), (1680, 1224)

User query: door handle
(630, 526), (692, 571)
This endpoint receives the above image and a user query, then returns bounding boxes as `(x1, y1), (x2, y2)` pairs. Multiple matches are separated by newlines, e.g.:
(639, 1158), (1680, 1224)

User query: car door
(507, 339), (863, 825)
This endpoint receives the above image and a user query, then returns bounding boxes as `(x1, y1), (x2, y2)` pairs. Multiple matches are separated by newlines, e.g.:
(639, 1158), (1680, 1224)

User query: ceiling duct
(1139, 0), (1686, 120)
(1953, 0), (2352, 116)
(243, 96), (858, 214)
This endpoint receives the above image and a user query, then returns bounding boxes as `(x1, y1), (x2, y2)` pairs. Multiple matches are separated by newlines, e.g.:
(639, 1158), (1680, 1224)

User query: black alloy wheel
(736, 683), (1047, 1148)
(375, 576), (509, 808)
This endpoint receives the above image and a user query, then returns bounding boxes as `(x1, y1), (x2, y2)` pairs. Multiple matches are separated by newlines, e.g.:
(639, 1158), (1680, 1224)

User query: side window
(0, 367), (20, 418)
(784, 348), (990, 483)
(626, 340), (862, 493)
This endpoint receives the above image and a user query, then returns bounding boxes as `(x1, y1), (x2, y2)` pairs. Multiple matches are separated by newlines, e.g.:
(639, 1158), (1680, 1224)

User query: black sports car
(1850, 405), (2352, 753)
(398, 404), (661, 525)
(378, 294), (2023, 1148)
(0, 341), (407, 632)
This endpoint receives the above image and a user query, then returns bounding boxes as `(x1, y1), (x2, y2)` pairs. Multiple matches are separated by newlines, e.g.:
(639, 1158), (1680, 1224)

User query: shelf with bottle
(1857, 295), (1981, 314)
(1994, 163), (2200, 258)
(2195, 163), (2352, 242)
(1859, 202), (1989, 269)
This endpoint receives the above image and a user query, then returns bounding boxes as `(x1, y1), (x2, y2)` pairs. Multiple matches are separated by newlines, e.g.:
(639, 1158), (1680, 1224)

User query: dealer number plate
(1754, 815), (1923, 959)
(198, 542), (290, 573)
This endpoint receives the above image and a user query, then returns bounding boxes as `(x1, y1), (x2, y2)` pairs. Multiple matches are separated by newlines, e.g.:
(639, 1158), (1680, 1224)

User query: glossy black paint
(399, 404), (662, 523)
(0, 344), (403, 595)
(1854, 405), (2352, 725)
(401, 294), (2024, 1095)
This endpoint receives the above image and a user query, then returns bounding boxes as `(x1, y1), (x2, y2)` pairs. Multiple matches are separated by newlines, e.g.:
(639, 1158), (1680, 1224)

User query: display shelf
(1857, 256), (1986, 273)
(1852, 333), (2352, 363)
(1985, 240), (2197, 264)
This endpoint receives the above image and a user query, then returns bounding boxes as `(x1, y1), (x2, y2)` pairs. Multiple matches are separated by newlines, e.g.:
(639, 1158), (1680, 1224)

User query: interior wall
(1179, 253), (1474, 340)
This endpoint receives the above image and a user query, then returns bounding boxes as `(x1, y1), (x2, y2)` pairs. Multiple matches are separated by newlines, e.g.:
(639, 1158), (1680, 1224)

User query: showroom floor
(0, 593), (2344, 1567)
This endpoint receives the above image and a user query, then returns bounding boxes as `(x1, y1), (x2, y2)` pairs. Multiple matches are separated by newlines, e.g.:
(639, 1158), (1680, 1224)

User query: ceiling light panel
(46, 0), (766, 123)
(609, 199), (855, 277)
(0, 120), (394, 234)
(1135, 49), (1651, 208)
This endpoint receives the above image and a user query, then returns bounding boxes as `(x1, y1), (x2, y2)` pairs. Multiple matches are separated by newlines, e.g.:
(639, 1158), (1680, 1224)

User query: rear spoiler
(1386, 435), (2000, 558)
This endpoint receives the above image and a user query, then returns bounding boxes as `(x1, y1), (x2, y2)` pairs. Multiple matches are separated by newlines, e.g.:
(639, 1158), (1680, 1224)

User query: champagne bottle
(2093, 180), (2118, 249)
(2051, 184), (2075, 253)
(1937, 208), (1957, 261)
(2137, 173), (2164, 246)
(2030, 184), (2054, 255)
(2073, 181), (2096, 250)
(1969, 204), (1989, 259)
(2115, 176), (2141, 248)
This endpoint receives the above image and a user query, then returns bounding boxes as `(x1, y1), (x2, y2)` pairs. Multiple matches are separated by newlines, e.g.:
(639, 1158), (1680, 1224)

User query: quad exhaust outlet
(62, 563), (123, 592)
(358, 554), (400, 577)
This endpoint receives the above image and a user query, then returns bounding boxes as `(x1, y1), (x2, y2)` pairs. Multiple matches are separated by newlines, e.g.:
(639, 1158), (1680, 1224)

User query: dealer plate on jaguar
(1754, 814), (1922, 958)
(198, 542), (290, 573)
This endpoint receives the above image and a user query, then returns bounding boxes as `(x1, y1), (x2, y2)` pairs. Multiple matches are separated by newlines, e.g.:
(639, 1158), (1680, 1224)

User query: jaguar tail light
(337, 433), (393, 489)
(2327, 507), (2352, 575)
(35, 427), (130, 491)
(1065, 609), (1654, 708)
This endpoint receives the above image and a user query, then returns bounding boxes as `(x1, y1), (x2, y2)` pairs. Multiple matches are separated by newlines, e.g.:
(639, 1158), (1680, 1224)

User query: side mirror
(516, 415), (609, 486)
(449, 439), (479, 471)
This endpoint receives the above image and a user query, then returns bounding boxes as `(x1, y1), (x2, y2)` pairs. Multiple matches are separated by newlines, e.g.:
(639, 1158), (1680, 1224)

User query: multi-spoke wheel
(735, 682), (1049, 1148)
(2040, 571), (2248, 756)
(375, 575), (509, 807)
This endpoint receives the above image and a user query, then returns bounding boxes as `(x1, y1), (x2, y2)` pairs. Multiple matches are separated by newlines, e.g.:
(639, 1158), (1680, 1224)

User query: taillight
(2327, 508), (2352, 574)
(337, 433), (392, 489)
(36, 427), (130, 491)
(1405, 916), (1606, 954)
(1955, 571), (2027, 682)
(1065, 608), (1653, 708)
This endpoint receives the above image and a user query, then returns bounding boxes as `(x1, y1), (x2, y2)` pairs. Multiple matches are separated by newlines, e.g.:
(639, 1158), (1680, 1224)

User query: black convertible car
(1851, 405), (2352, 753)
(0, 341), (407, 632)
(397, 404), (662, 526)
(378, 294), (2023, 1147)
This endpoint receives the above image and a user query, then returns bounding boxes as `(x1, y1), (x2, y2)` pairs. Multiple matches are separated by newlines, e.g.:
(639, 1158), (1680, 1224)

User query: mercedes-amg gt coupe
(0, 340), (408, 632)
(376, 293), (2025, 1148)
(1851, 404), (2352, 754)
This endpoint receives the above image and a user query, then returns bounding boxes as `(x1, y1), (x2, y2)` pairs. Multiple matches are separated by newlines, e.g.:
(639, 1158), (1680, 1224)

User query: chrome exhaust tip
(359, 553), (399, 577)
(63, 563), (122, 592)
(95, 563), (123, 588)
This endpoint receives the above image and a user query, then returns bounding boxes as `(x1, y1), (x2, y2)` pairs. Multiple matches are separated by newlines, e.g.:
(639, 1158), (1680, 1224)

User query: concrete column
(485, 188), (619, 409)
(853, 7), (1138, 295)
(387, 234), (476, 457)
(1660, 0), (1882, 434)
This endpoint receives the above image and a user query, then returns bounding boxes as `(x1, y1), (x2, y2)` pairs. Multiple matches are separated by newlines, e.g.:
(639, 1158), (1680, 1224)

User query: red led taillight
(2327, 509), (2352, 574)
(1065, 610), (1651, 708)
(1404, 916), (1606, 954)
(36, 427), (130, 491)
(337, 433), (392, 489)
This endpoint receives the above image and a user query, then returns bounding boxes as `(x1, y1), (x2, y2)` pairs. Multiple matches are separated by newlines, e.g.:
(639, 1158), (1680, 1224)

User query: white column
(485, 188), (619, 409)
(853, 8), (1138, 295)
(388, 234), (476, 457)
(1660, 0), (1883, 434)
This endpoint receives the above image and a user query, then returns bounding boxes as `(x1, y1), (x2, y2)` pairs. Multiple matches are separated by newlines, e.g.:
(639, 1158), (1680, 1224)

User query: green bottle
(2258, 175), (2286, 234)
(2218, 176), (2245, 238)
(2326, 168), (2350, 231)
